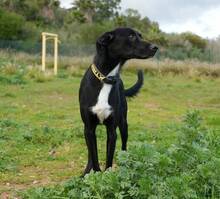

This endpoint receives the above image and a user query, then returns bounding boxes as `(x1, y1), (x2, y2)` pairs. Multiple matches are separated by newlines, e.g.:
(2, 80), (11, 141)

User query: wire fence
(0, 40), (95, 56)
(0, 39), (220, 64)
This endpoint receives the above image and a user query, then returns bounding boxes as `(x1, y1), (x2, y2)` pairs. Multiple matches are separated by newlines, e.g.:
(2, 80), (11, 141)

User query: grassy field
(0, 53), (220, 196)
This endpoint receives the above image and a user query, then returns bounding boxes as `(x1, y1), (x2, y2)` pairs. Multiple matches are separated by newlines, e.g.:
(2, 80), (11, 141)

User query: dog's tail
(124, 70), (144, 98)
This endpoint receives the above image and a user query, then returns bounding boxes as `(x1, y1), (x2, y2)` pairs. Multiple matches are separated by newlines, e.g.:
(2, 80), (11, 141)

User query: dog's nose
(150, 44), (158, 51)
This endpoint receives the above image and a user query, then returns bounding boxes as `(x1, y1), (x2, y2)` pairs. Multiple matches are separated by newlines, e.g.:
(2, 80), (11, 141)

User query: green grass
(0, 61), (220, 196)
(21, 111), (220, 198)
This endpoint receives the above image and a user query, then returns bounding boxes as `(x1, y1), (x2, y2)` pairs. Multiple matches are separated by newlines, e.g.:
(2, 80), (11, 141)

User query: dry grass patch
(125, 58), (220, 78)
(1, 50), (220, 78)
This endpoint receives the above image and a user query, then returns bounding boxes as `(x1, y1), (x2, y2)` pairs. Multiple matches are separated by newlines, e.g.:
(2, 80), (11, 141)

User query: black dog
(79, 27), (158, 175)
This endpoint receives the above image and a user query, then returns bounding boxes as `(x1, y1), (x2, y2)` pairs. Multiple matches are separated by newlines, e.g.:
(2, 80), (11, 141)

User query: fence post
(156, 49), (160, 66)
(54, 36), (58, 75)
(42, 33), (46, 72)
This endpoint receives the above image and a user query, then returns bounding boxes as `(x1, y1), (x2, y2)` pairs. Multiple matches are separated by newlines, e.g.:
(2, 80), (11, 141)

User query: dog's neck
(93, 54), (125, 76)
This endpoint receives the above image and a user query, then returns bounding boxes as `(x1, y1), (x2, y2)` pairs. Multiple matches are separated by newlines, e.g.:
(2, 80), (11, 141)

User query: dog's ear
(96, 31), (114, 47)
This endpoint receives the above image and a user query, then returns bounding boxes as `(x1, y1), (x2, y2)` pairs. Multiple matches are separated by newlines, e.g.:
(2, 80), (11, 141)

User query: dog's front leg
(84, 124), (101, 175)
(105, 124), (117, 169)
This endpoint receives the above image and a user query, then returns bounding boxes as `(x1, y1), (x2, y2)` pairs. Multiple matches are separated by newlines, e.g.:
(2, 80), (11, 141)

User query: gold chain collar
(91, 64), (106, 82)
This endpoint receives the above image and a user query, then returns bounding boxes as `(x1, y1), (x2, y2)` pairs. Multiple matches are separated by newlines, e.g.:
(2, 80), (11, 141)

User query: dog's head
(96, 27), (158, 60)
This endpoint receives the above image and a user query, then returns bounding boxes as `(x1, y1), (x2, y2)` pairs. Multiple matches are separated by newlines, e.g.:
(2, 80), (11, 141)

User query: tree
(182, 32), (207, 50)
(0, 0), (61, 24)
(0, 8), (25, 40)
(69, 0), (121, 23)
(115, 9), (167, 46)
(146, 22), (167, 45)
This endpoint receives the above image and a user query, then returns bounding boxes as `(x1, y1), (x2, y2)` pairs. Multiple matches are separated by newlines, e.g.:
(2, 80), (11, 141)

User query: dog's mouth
(134, 46), (158, 59)
(148, 47), (158, 57)
(149, 49), (158, 57)
(136, 51), (157, 59)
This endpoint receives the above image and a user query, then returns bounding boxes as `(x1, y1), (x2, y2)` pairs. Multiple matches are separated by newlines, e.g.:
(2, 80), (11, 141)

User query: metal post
(41, 32), (59, 75)
(42, 33), (46, 72)
(54, 36), (58, 75)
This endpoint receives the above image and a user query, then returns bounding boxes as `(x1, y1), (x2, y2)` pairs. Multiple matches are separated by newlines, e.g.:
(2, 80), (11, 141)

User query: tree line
(0, 0), (219, 62)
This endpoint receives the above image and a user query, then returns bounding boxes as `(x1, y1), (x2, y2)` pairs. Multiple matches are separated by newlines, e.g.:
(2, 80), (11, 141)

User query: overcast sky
(60, 0), (220, 39)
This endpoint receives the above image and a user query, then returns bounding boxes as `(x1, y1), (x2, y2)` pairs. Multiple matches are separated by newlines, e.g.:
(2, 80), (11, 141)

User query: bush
(27, 68), (53, 83)
(0, 9), (38, 42)
(77, 22), (115, 44)
(0, 73), (26, 85)
(0, 63), (26, 85)
(0, 9), (25, 40)
(22, 111), (220, 199)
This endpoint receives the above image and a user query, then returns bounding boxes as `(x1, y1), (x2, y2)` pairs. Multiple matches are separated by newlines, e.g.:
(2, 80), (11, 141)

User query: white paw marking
(91, 65), (119, 123)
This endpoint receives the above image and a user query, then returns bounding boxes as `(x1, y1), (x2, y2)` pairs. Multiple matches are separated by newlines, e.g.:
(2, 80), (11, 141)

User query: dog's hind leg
(119, 119), (128, 151)
(105, 123), (117, 169)
(83, 124), (101, 175)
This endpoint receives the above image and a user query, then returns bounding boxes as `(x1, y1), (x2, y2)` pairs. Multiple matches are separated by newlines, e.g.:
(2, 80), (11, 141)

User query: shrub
(22, 111), (220, 198)
(0, 73), (26, 85)
(27, 68), (53, 83)
(0, 9), (38, 42)
(77, 22), (114, 44)
(0, 63), (26, 84)
(0, 9), (25, 40)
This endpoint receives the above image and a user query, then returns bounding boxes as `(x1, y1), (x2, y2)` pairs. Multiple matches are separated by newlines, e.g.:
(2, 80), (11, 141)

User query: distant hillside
(0, 0), (219, 62)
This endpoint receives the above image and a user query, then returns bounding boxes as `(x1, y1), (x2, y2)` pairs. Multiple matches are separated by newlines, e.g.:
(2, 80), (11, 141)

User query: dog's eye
(128, 34), (136, 41)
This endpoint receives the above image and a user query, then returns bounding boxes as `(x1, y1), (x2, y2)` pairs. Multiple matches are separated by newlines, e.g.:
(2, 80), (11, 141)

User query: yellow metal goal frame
(41, 32), (59, 75)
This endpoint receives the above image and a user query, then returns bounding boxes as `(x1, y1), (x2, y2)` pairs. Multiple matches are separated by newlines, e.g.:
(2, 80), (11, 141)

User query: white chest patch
(91, 65), (119, 123)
